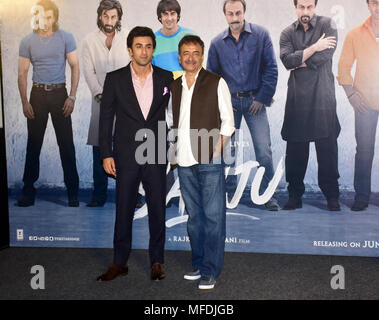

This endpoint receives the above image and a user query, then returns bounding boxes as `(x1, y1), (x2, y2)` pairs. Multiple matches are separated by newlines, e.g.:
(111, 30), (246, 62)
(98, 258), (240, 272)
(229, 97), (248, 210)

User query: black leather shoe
(97, 264), (128, 282)
(17, 197), (35, 207)
(327, 198), (341, 211)
(151, 262), (165, 281)
(351, 200), (368, 212)
(86, 200), (105, 207)
(68, 199), (80, 207)
(283, 198), (302, 210)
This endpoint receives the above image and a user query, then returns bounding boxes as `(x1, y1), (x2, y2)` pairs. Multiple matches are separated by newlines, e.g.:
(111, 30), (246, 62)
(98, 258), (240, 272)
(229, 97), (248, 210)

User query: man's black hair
(293, 0), (318, 6)
(178, 35), (205, 54)
(156, 0), (181, 23)
(127, 26), (156, 49)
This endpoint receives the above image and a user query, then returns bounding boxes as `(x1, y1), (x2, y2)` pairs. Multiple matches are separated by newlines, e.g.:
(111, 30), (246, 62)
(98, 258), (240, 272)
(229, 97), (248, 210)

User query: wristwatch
(68, 95), (76, 102)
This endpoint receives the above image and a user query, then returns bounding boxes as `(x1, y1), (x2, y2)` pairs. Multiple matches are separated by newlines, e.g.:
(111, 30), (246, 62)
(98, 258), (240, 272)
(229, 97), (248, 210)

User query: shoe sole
(17, 203), (35, 207)
(351, 207), (368, 212)
(97, 271), (128, 282)
(328, 207), (341, 211)
(283, 205), (302, 210)
(265, 206), (280, 211)
(198, 284), (215, 290)
(151, 275), (165, 281)
(184, 274), (201, 281)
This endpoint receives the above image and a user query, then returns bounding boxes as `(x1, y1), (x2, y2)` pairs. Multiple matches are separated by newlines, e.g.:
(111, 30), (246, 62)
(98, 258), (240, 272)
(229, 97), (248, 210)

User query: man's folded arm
(306, 22), (338, 70)
(280, 30), (304, 70)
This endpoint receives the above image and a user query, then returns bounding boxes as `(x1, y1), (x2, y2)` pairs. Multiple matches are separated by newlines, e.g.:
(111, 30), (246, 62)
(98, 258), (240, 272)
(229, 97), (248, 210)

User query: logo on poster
(17, 229), (24, 241)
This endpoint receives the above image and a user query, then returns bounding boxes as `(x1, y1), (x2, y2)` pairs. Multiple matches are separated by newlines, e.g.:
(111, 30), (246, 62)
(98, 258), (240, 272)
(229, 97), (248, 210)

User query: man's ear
(128, 47), (133, 59)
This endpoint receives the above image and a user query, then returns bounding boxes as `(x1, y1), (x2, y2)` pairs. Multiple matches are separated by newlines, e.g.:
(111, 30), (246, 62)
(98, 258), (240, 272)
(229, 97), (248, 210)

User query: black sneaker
(198, 277), (216, 290)
(184, 269), (201, 281)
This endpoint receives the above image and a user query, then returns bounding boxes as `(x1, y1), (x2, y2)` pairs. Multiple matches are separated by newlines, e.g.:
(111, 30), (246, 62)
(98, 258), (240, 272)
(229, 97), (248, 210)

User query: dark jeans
(92, 146), (108, 204)
(178, 157), (226, 280)
(22, 87), (79, 199)
(285, 136), (340, 200)
(354, 109), (379, 202)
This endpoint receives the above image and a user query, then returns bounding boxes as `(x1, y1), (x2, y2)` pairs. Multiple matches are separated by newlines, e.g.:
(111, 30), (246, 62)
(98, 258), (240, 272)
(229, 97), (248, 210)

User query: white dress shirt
(176, 70), (235, 167)
(82, 29), (130, 146)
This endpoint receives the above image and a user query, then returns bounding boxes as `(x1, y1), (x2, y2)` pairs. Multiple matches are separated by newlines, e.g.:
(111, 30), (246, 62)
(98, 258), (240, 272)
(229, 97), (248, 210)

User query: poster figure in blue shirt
(17, 0), (80, 207)
(207, 0), (279, 211)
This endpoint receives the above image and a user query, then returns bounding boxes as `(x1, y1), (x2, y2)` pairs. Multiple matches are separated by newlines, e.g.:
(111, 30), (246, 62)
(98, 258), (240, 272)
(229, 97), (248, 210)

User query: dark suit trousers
(23, 87), (79, 199)
(285, 135), (340, 200)
(113, 163), (166, 266)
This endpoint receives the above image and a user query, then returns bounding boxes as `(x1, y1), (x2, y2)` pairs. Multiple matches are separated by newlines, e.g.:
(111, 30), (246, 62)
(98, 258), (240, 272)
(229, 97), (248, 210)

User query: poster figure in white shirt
(82, 0), (133, 207)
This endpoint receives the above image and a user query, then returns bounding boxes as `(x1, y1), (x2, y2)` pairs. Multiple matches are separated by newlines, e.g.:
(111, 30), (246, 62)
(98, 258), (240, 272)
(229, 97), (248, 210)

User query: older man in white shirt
(82, 0), (129, 207)
(169, 35), (235, 290)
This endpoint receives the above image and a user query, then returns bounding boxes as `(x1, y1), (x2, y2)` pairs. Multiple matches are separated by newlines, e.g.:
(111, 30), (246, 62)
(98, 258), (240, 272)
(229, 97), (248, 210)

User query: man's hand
(62, 97), (75, 117)
(103, 157), (117, 177)
(314, 33), (337, 52)
(249, 100), (264, 115)
(348, 92), (369, 113)
(22, 101), (35, 119)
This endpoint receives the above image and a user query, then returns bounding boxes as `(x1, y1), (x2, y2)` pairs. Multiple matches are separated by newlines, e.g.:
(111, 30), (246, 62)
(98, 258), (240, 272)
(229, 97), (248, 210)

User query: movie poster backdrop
(1, 0), (379, 256)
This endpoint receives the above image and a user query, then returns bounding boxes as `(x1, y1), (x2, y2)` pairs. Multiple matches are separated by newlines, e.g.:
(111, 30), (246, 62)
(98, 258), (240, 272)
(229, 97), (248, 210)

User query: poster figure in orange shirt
(337, 0), (379, 211)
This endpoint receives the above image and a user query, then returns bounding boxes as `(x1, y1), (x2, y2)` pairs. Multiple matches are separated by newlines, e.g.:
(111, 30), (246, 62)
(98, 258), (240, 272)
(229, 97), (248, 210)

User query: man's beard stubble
(301, 15), (311, 24)
(101, 21), (118, 34)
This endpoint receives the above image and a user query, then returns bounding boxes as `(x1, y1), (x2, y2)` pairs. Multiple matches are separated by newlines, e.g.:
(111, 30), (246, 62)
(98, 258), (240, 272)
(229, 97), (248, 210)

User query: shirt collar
(130, 63), (153, 83)
(294, 14), (317, 30)
(181, 67), (202, 89)
(222, 20), (251, 40)
(363, 16), (373, 29)
(97, 29), (121, 42)
(158, 25), (182, 38)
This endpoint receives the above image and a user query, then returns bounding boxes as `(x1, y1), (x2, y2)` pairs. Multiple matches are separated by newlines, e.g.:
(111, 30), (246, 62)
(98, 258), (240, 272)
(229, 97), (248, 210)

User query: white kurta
(82, 29), (130, 146)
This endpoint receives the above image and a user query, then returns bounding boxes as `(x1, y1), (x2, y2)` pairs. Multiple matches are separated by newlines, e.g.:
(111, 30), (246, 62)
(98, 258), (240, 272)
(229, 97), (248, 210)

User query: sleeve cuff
(220, 126), (235, 137)
(255, 92), (273, 106)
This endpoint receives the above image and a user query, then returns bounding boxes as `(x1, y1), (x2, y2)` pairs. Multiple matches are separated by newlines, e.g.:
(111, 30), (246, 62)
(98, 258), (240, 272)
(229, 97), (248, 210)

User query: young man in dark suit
(97, 26), (173, 282)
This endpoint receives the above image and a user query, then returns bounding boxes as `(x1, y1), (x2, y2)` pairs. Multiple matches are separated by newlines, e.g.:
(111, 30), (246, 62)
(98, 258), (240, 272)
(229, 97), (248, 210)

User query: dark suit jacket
(99, 63), (173, 167)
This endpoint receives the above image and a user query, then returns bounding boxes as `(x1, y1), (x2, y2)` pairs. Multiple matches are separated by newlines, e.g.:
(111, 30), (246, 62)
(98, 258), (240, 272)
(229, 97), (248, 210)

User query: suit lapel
(146, 66), (161, 122)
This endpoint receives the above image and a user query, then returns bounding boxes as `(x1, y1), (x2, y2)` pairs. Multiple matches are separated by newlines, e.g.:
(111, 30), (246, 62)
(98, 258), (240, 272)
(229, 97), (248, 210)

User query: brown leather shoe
(96, 264), (128, 282)
(151, 262), (165, 281)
